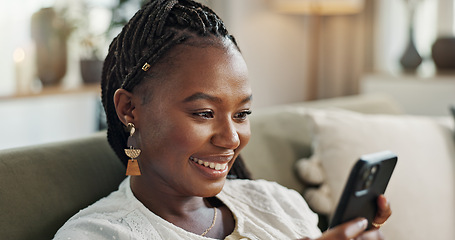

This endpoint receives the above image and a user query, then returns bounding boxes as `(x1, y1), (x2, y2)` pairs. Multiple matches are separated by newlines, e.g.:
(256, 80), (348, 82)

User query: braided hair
(101, 0), (251, 180)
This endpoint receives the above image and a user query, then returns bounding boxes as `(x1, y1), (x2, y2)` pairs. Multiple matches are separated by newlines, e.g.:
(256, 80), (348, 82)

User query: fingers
(313, 196), (391, 240)
(354, 229), (385, 240)
(318, 218), (368, 239)
(372, 195), (392, 229)
(316, 218), (386, 240)
(345, 218), (369, 237)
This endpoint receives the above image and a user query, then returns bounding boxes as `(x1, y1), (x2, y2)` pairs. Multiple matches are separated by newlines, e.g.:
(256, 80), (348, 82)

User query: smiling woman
(115, 43), (253, 199)
(53, 1), (391, 239)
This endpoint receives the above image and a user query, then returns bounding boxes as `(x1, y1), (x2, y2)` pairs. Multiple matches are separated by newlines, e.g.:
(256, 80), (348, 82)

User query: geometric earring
(124, 123), (142, 176)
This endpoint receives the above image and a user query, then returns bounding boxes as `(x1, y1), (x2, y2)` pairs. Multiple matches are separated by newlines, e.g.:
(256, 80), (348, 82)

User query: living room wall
(207, 0), (447, 106)
(208, 0), (310, 107)
(209, 0), (368, 106)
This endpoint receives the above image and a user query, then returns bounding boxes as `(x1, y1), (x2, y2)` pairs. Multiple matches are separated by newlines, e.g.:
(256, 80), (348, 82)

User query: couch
(1, 94), (453, 239)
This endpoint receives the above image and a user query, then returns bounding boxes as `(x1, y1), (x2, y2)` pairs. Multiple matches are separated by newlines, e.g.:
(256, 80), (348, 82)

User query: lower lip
(189, 159), (229, 179)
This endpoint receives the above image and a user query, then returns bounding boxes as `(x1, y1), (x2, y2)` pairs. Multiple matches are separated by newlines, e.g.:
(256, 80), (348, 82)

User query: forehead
(168, 37), (243, 72)
(139, 40), (250, 103)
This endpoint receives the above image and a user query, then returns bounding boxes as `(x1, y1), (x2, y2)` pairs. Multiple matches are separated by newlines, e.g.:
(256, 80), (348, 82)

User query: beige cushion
(242, 94), (404, 193)
(242, 108), (314, 192)
(304, 109), (455, 239)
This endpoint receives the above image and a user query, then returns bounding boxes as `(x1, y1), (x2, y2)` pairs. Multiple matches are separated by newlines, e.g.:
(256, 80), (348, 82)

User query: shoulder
(68, 178), (135, 220)
(54, 178), (144, 240)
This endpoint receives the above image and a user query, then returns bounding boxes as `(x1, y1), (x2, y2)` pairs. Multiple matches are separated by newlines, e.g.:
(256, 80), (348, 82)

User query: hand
(371, 195), (391, 229)
(317, 218), (384, 240)
(298, 218), (383, 240)
(299, 195), (392, 240)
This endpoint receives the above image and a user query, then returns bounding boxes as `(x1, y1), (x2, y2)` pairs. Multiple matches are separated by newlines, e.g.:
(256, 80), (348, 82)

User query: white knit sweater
(54, 177), (321, 240)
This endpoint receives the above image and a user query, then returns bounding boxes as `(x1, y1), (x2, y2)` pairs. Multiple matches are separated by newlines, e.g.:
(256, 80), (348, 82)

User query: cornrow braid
(101, 0), (251, 180)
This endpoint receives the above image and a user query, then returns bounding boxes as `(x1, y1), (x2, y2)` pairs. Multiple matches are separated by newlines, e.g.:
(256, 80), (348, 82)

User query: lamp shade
(272, 0), (365, 15)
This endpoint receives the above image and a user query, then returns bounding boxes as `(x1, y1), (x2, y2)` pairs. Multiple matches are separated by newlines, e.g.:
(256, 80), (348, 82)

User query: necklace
(200, 207), (217, 237)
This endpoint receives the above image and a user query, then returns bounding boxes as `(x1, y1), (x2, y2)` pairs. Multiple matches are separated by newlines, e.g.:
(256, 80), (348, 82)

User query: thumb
(344, 218), (368, 238)
(322, 218), (368, 239)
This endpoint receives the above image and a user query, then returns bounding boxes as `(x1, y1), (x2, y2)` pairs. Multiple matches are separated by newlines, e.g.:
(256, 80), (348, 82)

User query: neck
(129, 176), (234, 238)
(130, 176), (210, 217)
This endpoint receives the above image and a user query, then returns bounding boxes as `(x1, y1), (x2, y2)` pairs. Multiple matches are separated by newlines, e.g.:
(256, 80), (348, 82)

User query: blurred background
(1, 0), (454, 150)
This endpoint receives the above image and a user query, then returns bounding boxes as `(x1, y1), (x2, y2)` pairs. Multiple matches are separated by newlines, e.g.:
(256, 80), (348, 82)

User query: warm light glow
(13, 48), (26, 63)
(272, 0), (364, 15)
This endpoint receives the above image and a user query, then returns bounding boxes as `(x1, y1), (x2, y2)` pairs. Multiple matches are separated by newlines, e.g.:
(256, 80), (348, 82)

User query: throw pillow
(305, 109), (455, 240)
(295, 155), (334, 215)
(295, 155), (325, 186)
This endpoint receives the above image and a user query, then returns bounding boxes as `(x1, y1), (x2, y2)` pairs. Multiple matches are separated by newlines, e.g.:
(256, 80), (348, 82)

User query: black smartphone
(328, 150), (397, 230)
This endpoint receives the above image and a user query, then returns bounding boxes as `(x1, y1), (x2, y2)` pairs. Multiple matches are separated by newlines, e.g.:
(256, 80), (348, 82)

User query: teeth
(215, 163), (223, 170)
(190, 156), (227, 171)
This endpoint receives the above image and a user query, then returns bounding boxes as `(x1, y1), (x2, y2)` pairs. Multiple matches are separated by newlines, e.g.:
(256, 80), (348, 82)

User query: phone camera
(361, 165), (379, 190)
(371, 165), (378, 174)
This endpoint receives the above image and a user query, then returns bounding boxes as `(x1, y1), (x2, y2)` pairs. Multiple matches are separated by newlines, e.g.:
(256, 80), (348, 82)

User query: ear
(113, 89), (137, 126)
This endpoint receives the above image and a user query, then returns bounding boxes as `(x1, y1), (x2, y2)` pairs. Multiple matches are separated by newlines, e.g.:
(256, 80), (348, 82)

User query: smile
(189, 156), (228, 171)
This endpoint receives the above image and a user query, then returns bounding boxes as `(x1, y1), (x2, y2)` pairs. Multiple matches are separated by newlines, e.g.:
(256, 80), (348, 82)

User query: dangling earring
(125, 123), (142, 176)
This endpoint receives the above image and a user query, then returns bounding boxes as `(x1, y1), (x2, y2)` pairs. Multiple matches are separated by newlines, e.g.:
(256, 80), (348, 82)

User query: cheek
(237, 123), (251, 151)
(160, 122), (212, 153)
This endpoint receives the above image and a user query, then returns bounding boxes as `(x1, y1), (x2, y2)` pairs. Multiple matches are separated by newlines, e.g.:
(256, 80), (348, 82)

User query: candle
(13, 48), (26, 94)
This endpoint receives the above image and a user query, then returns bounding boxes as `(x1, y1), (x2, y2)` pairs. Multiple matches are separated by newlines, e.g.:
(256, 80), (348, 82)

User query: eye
(234, 110), (252, 121)
(193, 110), (214, 119)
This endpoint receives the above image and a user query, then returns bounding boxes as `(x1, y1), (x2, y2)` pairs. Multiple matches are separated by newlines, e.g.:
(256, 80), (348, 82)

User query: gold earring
(125, 123), (142, 176)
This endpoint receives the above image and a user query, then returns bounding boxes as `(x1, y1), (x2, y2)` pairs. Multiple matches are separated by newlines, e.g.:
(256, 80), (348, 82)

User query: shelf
(361, 73), (455, 116)
(0, 83), (101, 100)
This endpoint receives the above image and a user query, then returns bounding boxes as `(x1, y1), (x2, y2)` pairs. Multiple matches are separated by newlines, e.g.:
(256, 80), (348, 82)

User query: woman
(55, 0), (391, 239)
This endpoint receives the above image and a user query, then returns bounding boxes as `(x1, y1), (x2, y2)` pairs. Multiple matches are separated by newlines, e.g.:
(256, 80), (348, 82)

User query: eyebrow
(183, 92), (252, 104)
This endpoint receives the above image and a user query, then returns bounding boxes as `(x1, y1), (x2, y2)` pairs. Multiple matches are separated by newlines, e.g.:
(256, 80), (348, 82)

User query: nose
(211, 118), (240, 150)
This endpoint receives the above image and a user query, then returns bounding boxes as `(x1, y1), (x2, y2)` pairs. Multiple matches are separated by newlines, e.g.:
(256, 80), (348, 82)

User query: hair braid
(101, 0), (250, 180)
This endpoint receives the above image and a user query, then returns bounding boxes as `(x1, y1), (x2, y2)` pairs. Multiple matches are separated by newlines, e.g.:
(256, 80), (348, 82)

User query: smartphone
(328, 150), (397, 230)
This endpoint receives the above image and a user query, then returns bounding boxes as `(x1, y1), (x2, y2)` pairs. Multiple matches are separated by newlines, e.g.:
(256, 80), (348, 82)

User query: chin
(199, 178), (227, 197)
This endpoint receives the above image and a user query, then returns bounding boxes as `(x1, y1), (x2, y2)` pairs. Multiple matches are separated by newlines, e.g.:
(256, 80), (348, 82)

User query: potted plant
(78, 0), (147, 84)
(79, 32), (105, 84)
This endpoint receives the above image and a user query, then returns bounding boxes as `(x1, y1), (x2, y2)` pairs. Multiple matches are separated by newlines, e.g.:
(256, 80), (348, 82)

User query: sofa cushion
(303, 109), (455, 239)
(242, 94), (404, 193)
(241, 108), (315, 192)
(0, 131), (125, 240)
